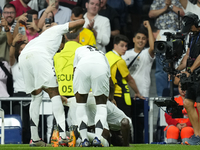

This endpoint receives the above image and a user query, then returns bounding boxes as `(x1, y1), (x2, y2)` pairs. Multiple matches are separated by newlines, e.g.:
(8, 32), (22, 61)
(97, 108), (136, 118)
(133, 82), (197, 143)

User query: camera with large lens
(180, 67), (200, 90)
(154, 32), (185, 63)
(154, 32), (186, 118)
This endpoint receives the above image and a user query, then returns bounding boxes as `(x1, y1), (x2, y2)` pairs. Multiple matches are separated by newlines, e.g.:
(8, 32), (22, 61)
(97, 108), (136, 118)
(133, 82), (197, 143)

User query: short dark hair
(113, 34), (130, 45)
(66, 30), (80, 40)
(134, 25), (148, 38)
(87, 0), (101, 5)
(72, 6), (84, 17)
(3, 3), (16, 11)
(26, 9), (38, 16)
(15, 41), (27, 62)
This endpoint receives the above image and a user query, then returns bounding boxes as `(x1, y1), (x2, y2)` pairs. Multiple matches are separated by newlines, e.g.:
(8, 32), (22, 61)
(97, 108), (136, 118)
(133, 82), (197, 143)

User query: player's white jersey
(73, 45), (110, 70)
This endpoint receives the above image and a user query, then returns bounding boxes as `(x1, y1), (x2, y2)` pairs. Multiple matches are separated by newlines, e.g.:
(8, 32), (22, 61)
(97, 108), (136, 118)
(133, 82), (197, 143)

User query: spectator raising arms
(179, 0), (200, 18)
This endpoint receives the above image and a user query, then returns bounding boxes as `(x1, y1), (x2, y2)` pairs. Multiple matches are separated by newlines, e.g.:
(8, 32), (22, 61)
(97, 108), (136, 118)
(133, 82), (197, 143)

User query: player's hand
(61, 96), (68, 105)
(111, 99), (117, 106)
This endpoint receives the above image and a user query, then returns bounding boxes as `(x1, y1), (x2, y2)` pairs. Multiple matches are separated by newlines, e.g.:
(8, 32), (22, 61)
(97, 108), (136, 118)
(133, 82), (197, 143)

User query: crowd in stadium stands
(0, 0), (200, 147)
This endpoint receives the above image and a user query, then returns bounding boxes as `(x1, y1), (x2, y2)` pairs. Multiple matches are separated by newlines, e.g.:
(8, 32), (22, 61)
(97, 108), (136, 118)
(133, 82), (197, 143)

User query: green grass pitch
(0, 144), (200, 150)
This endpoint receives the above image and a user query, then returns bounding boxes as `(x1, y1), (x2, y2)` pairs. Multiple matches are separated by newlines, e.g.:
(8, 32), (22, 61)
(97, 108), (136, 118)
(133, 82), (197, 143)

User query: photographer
(178, 12), (200, 145)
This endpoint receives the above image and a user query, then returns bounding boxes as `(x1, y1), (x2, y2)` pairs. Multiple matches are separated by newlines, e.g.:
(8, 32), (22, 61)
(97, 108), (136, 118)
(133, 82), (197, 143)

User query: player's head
(71, 6), (84, 21)
(66, 30), (80, 42)
(15, 41), (27, 62)
(133, 26), (148, 51)
(113, 34), (129, 56)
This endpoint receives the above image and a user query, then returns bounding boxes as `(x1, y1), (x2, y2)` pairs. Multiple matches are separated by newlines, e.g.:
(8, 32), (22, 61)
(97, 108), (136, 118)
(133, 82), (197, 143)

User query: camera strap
(128, 51), (142, 69)
(189, 32), (200, 57)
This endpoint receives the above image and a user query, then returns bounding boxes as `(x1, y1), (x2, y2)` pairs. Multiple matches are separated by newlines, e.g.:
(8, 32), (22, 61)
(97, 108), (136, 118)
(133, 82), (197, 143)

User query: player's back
(74, 45), (109, 68)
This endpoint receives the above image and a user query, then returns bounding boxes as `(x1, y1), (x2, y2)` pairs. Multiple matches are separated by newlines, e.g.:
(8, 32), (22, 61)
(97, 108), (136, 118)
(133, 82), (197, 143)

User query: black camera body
(180, 67), (200, 90)
(154, 97), (183, 118)
(154, 32), (186, 118)
(154, 32), (186, 63)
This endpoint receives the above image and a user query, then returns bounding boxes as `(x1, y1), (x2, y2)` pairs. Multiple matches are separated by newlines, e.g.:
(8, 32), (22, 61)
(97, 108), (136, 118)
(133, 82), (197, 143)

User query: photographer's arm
(190, 54), (200, 73)
(177, 48), (189, 71)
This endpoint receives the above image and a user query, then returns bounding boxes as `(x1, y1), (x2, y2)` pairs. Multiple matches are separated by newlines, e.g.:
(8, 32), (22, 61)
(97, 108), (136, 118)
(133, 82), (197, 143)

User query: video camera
(153, 97), (183, 118)
(154, 32), (186, 118)
(154, 12), (200, 118)
(180, 67), (200, 90)
(154, 32), (186, 63)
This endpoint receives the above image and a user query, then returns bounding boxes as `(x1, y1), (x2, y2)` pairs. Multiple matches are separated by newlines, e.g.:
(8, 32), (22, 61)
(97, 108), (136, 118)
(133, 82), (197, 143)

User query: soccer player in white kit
(73, 45), (110, 147)
(65, 92), (133, 147)
(18, 19), (85, 147)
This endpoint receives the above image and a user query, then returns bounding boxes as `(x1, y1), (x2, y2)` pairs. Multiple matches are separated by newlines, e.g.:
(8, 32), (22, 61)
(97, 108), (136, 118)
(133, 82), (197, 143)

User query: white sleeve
(50, 22), (69, 35)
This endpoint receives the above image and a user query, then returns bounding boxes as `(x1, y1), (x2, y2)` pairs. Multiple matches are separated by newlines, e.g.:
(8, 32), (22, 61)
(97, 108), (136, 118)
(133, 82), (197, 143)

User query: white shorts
(73, 63), (109, 97)
(19, 51), (58, 94)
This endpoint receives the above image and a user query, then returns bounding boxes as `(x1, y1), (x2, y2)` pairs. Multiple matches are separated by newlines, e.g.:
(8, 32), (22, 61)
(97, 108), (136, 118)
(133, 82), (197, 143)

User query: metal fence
(0, 97), (51, 140)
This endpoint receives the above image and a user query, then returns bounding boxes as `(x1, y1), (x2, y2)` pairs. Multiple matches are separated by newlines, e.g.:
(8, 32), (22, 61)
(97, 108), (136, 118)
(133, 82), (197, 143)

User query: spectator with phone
(0, 4), (15, 62)
(38, 0), (71, 25)
(13, 10), (41, 42)
(38, 10), (55, 30)
(25, 9), (41, 41)
(2, 3), (17, 34)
